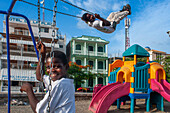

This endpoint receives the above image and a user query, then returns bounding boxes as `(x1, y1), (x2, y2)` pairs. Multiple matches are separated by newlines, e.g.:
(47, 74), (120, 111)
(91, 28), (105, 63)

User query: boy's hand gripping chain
(38, 0), (44, 91)
(47, 0), (58, 112)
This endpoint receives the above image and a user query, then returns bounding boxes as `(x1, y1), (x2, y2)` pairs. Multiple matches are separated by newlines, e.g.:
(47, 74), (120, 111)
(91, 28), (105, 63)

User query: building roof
(123, 44), (150, 57)
(145, 46), (151, 51)
(71, 35), (109, 44)
(0, 32), (58, 43)
(148, 49), (167, 54)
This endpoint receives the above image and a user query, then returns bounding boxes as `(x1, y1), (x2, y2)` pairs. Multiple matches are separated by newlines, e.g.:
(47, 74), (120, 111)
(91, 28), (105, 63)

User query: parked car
(77, 87), (93, 92)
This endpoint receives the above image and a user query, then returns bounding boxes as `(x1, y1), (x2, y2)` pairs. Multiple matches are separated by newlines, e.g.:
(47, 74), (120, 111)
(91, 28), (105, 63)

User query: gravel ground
(0, 100), (170, 113)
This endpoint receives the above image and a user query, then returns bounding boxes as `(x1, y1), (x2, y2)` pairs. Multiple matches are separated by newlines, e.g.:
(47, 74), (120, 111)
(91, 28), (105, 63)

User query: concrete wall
(0, 92), (93, 105)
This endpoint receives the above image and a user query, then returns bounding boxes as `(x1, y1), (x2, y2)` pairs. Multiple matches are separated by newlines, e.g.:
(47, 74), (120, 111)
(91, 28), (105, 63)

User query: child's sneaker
(120, 5), (126, 12)
(126, 4), (131, 15)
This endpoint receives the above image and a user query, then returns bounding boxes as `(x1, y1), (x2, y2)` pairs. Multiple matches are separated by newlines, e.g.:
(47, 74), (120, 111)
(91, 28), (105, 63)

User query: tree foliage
(126, 57), (147, 62)
(155, 56), (170, 82)
(67, 62), (96, 89)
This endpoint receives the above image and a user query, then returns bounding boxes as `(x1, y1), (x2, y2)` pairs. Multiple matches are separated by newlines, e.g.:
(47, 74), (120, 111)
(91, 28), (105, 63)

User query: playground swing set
(0, 0), (94, 113)
(1, 0), (170, 113)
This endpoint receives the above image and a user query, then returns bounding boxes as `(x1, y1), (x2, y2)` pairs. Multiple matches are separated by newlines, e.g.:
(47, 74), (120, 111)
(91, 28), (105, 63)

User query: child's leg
(106, 12), (116, 22)
(107, 11), (129, 24)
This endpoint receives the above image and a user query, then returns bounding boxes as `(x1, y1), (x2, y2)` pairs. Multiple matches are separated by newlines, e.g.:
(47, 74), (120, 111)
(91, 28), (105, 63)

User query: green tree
(126, 57), (147, 63)
(155, 56), (170, 82)
(67, 62), (96, 90)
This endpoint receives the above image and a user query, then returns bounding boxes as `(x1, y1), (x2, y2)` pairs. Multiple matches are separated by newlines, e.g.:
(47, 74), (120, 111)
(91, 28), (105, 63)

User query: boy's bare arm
(20, 83), (39, 113)
(95, 14), (111, 26)
(27, 88), (39, 113)
(36, 57), (45, 81)
(36, 41), (46, 81)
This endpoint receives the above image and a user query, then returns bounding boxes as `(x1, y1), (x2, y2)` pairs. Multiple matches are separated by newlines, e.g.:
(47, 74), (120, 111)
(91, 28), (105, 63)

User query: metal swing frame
(0, 0), (39, 113)
(0, 0), (91, 112)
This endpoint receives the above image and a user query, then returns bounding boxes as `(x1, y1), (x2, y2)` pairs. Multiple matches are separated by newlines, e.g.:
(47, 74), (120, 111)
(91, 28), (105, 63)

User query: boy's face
(86, 14), (95, 22)
(46, 57), (68, 81)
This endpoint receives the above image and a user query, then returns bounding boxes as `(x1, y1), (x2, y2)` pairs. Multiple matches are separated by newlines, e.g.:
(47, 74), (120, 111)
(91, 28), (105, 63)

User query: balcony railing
(14, 29), (29, 36)
(88, 51), (95, 56)
(74, 50), (84, 55)
(1, 55), (38, 62)
(1, 62), (36, 70)
(73, 50), (107, 57)
(97, 69), (107, 74)
(0, 38), (59, 48)
(84, 68), (107, 75)
(1, 86), (39, 92)
(2, 49), (37, 56)
(97, 52), (107, 57)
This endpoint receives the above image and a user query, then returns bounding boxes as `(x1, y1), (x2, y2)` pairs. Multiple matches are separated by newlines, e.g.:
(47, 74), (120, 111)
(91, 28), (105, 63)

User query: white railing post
(72, 40), (75, 54)
(106, 45), (108, 57)
(84, 42), (86, 55)
(95, 43), (97, 56)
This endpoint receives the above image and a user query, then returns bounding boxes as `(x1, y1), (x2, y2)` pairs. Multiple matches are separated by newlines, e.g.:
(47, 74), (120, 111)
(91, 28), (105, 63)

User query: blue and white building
(0, 17), (66, 92)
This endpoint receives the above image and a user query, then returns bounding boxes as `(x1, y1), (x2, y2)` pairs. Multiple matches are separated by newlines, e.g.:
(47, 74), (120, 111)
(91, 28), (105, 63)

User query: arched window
(88, 46), (93, 51)
(88, 61), (93, 67)
(98, 77), (103, 84)
(98, 46), (103, 52)
(76, 44), (81, 50)
(98, 61), (103, 69)
(88, 78), (93, 87)
(76, 60), (81, 65)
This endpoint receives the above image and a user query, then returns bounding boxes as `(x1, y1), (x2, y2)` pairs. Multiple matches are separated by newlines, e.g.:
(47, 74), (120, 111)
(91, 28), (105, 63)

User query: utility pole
(125, 17), (130, 51)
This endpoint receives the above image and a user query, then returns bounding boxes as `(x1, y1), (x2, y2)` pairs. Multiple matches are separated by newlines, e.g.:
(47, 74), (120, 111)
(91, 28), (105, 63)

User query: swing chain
(38, 0), (41, 42)
(38, 0), (44, 91)
(47, 0), (58, 112)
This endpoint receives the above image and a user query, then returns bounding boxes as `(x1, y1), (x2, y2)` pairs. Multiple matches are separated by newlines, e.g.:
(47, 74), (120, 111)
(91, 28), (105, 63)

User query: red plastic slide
(89, 82), (130, 113)
(151, 79), (170, 102)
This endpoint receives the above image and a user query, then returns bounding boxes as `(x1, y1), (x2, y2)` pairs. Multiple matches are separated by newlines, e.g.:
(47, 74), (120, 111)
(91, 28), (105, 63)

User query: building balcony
(74, 50), (84, 55)
(97, 52), (107, 57)
(73, 50), (107, 57)
(1, 62), (36, 70)
(1, 86), (39, 92)
(85, 68), (108, 75)
(0, 68), (38, 82)
(2, 49), (37, 57)
(3, 28), (29, 36)
(97, 69), (107, 74)
(1, 55), (38, 62)
(0, 38), (59, 48)
(88, 51), (95, 56)
(13, 29), (29, 36)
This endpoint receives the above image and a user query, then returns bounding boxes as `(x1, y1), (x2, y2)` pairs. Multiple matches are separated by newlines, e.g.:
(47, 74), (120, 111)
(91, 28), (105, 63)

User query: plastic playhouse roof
(123, 44), (150, 57)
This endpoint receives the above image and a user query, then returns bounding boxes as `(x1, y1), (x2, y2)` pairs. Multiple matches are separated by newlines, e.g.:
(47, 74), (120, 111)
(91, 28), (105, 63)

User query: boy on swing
(81, 4), (131, 33)
(20, 41), (75, 113)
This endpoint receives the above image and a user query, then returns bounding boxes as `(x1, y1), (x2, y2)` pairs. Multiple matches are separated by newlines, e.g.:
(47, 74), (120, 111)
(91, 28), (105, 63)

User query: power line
(60, 0), (94, 14)
(18, 0), (81, 18)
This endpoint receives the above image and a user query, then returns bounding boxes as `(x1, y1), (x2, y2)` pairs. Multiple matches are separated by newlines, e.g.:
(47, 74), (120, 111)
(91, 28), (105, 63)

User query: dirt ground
(0, 99), (170, 113)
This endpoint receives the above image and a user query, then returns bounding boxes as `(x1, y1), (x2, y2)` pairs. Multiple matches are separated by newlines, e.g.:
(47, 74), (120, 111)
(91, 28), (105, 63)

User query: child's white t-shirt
(36, 75), (75, 113)
(88, 20), (115, 33)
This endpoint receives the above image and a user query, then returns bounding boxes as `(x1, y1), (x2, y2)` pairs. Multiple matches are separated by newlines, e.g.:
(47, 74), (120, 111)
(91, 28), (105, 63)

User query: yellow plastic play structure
(89, 44), (170, 113)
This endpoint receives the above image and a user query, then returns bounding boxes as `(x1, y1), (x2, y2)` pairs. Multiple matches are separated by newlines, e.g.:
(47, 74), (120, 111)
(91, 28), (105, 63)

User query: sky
(0, 0), (170, 57)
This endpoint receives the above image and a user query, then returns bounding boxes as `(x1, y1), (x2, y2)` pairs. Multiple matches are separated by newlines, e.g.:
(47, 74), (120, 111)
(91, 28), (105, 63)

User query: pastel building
(144, 47), (168, 62)
(0, 17), (66, 92)
(66, 35), (109, 87)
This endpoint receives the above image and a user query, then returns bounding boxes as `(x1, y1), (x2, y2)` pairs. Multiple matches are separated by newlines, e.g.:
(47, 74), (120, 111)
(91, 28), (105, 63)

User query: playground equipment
(1, 0), (95, 113)
(0, 1), (39, 113)
(89, 44), (170, 113)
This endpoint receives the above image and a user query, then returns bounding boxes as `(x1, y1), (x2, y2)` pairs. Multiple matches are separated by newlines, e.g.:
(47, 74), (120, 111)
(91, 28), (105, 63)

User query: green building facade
(66, 35), (109, 87)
